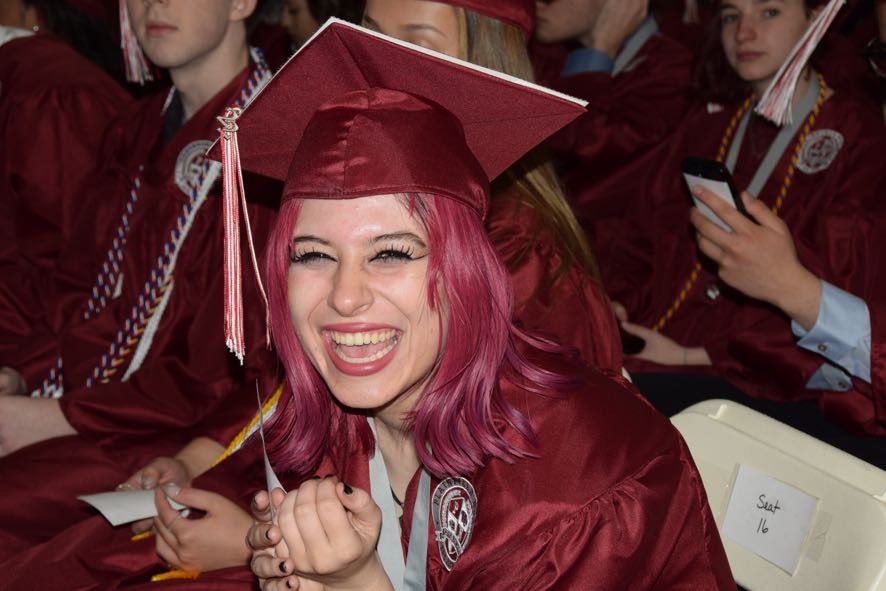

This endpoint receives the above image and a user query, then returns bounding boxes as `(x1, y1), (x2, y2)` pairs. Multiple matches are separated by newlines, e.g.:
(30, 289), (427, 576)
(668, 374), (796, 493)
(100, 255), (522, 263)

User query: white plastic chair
(671, 399), (886, 591)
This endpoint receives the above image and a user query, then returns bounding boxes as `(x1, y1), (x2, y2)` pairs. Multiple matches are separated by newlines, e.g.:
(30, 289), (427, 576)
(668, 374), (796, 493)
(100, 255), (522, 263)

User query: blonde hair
(458, 8), (599, 283)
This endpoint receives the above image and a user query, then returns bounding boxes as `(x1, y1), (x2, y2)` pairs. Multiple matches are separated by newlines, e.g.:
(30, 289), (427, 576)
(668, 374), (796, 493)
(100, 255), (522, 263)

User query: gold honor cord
(654, 75), (828, 332)
(134, 380), (286, 583)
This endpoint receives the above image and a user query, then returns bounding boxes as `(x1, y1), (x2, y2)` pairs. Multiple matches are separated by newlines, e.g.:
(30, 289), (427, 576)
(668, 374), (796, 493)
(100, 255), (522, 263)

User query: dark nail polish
(279, 561), (288, 573)
(287, 580), (294, 589)
(343, 482), (353, 495)
(311, 475), (321, 480)
(323, 473), (333, 478)
(265, 528), (272, 541)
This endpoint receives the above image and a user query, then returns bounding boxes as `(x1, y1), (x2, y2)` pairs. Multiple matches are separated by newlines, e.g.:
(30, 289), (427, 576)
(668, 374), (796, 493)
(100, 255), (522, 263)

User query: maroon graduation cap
(209, 18), (586, 360)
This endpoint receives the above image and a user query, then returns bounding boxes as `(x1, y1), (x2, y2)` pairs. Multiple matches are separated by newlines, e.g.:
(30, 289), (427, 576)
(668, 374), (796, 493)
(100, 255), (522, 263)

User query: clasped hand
(247, 477), (391, 591)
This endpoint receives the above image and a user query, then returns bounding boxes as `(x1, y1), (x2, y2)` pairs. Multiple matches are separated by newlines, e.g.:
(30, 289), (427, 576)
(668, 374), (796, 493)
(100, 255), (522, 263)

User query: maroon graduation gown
(601, 82), (886, 436)
(532, 29), (693, 230)
(488, 186), (622, 373)
(0, 66), (277, 552)
(1, 358), (734, 590)
(0, 33), (130, 352)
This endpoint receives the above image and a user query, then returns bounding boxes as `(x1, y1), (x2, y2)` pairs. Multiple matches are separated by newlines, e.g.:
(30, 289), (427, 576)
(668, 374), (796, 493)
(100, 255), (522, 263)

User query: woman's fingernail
(163, 482), (181, 496)
(265, 528), (273, 541)
(343, 482), (353, 495)
(279, 560), (289, 573)
(311, 475), (321, 480)
(141, 476), (155, 490)
(116, 483), (134, 491)
(323, 473), (333, 479)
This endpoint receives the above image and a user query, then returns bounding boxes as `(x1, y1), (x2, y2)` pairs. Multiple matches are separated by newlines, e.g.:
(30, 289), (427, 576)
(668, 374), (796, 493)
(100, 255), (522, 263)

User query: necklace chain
(653, 74), (828, 333)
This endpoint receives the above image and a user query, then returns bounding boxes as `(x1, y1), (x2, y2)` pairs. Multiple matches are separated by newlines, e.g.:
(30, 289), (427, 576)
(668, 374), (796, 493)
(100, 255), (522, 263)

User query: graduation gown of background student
(600, 81), (886, 436)
(531, 28), (693, 232)
(1, 357), (735, 590)
(488, 185), (622, 373)
(0, 65), (278, 554)
(0, 32), (130, 353)
(0, 435), (268, 589)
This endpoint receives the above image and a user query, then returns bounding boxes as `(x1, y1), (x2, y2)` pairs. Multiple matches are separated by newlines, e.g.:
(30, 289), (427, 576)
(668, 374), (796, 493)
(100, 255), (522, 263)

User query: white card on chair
(721, 464), (819, 574)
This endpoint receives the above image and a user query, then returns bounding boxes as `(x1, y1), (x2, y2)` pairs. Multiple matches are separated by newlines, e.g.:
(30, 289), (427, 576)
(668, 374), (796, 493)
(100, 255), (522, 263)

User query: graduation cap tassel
(119, 0), (153, 84)
(755, 0), (844, 126)
(217, 108), (270, 364)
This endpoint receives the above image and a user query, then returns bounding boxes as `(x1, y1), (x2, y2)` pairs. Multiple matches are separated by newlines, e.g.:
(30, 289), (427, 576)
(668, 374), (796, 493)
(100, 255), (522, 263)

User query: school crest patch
(796, 129), (843, 175)
(432, 477), (477, 571)
(174, 140), (213, 195)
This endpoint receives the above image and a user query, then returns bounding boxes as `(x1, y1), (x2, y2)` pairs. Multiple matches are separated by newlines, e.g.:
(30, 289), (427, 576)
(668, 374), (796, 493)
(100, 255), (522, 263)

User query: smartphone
(619, 327), (646, 356)
(682, 157), (749, 232)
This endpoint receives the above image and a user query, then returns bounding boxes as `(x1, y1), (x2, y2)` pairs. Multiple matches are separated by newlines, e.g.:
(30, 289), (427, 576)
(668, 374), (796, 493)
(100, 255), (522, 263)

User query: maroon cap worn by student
(435, 0), (534, 38)
(210, 18), (586, 359)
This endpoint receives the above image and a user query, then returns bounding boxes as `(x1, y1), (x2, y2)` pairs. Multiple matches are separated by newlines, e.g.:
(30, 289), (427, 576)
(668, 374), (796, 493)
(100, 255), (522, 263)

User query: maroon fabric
(0, 34), (130, 355)
(436, 0), (534, 38)
(385, 365), (732, 588)
(532, 32), (693, 254)
(64, 0), (117, 21)
(283, 88), (489, 217)
(600, 83), (886, 436)
(0, 438), (267, 589)
(871, 236), (886, 433)
(251, 23), (294, 71)
(211, 22), (585, 200)
(2, 360), (734, 589)
(489, 185), (622, 372)
(0, 66), (278, 550)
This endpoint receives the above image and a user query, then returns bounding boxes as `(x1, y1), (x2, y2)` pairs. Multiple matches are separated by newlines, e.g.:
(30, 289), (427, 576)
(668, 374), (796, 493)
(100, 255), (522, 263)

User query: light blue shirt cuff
(561, 48), (614, 76)
(793, 281), (871, 388)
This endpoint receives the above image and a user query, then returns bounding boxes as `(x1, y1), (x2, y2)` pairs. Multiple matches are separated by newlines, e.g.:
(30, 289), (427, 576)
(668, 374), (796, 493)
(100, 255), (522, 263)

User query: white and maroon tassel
(217, 108), (270, 363)
(119, 0), (153, 84)
(682, 0), (699, 24)
(755, 0), (844, 126)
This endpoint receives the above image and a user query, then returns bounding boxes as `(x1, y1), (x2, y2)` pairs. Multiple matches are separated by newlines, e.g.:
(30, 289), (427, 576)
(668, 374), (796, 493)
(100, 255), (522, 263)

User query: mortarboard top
(209, 18), (586, 361)
(210, 18), (586, 216)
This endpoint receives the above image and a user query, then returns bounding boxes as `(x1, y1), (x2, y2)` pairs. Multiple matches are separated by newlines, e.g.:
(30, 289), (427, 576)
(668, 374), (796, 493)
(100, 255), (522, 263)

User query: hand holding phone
(682, 157), (750, 232)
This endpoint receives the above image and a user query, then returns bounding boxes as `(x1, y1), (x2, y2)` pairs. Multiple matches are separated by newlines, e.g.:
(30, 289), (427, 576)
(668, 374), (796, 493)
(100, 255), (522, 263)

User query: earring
(31, 25), (40, 32)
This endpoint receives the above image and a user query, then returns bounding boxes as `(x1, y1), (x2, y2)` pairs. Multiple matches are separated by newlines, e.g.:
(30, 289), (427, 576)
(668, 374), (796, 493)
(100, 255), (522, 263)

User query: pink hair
(265, 193), (580, 478)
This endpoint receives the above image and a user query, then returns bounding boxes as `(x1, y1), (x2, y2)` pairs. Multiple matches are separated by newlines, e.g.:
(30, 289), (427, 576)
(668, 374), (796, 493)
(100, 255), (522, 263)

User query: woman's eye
(290, 250), (334, 265)
(721, 13), (738, 25)
(762, 8), (780, 18)
(371, 247), (418, 263)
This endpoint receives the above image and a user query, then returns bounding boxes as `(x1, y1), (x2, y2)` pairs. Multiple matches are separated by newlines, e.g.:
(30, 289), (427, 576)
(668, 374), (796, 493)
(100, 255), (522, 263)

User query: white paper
(78, 489), (187, 527)
(721, 464), (819, 574)
(255, 381), (285, 524)
(684, 174), (737, 232)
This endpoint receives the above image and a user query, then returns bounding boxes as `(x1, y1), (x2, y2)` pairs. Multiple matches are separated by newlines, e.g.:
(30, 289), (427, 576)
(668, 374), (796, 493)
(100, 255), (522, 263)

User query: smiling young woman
(230, 21), (733, 590)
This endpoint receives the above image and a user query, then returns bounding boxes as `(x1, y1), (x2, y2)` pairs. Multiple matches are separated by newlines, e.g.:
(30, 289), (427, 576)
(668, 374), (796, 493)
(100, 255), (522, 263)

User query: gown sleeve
(466, 444), (735, 590)
(487, 187), (623, 373)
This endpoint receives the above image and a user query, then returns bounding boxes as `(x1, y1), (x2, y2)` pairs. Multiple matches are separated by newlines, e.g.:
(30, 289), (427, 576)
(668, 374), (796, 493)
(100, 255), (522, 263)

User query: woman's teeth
(328, 329), (399, 363)
(329, 329), (397, 346)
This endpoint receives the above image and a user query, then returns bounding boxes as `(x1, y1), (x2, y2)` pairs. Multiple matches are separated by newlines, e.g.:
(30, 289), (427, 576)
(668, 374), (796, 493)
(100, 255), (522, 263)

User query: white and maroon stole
(32, 49), (272, 398)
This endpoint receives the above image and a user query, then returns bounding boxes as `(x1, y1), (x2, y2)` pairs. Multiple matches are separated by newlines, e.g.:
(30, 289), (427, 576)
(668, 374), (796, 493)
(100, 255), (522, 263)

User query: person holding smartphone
(690, 186), (875, 396)
(595, 0), (886, 455)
